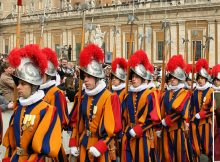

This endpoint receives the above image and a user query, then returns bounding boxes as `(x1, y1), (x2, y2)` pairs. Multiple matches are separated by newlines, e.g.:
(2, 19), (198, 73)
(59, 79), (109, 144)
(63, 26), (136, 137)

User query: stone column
(116, 27), (121, 58)
(29, 32), (34, 44)
(170, 24), (177, 55)
(178, 21), (185, 56)
(62, 29), (67, 46)
(47, 31), (52, 48)
(208, 20), (215, 66)
(145, 24), (152, 62)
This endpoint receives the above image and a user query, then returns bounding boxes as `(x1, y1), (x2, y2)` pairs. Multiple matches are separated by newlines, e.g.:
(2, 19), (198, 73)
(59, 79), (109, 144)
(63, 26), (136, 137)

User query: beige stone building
(0, 0), (220, 66)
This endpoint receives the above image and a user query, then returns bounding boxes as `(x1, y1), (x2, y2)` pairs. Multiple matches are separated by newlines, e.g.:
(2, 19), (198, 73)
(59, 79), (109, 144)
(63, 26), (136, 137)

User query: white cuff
(70, 147), (79, 157)
(89, 146), (101, 157)
(162, 119), (167, 126)
(195, 113), (201, 119)
(156, 130), (162, 138)
(129, 128), (136, 137)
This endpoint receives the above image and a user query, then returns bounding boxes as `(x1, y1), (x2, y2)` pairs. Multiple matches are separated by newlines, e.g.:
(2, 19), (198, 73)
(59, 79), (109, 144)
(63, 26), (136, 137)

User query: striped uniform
(42, 85), (69, 128)
(3, 101), (61, 162)
(160, 88), (191, 162)
(121, 88), (161, 162)
(189, 87), (213, 160)
(69, 88), (122, 162)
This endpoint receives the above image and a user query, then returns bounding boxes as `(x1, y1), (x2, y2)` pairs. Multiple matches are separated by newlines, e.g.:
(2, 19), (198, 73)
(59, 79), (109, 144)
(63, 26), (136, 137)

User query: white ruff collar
(168, 83), (185, 92)
(212, 84), (220, 91)
(196, 82), (211, 91)
(40, 80), (56, 90)
(19, 90), (45, 106)
(185, 82), (196, 90)
(129, 83), (150, 92)
(85, 80), (106, 96)
(147, 81), (156, 89)
(112, 83), (126, 91)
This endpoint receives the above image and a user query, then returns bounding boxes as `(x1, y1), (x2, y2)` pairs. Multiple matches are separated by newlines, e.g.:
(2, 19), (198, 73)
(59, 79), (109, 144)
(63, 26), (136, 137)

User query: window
(126, 41), (134, 59)
(55, 44), (60, 58)
(5, 45), (8, 54)
(157, 41), (164, 61)
(102, 42), (105, 53)
(192, 41), (202, 61)
(75, 43), (81, 63)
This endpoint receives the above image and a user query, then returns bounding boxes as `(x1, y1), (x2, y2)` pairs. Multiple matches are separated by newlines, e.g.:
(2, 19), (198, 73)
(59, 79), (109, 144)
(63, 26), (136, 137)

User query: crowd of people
(0, 43), (219, 162)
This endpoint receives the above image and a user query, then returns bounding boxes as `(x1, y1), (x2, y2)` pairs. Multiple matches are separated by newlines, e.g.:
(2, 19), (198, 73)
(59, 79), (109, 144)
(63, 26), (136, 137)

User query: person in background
(68, 45), (72, 61)
(185, 64), (196, 90)
(2, 44), (61, 162)
(189, 59), (214, 162)
(0, 61), (15, 102)
(212, 64), (220, 91)
(40, 47), (69, 161)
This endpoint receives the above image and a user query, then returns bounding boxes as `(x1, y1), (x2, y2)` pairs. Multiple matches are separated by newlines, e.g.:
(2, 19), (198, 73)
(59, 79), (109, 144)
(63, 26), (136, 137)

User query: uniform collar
(19, 90), (45, 106)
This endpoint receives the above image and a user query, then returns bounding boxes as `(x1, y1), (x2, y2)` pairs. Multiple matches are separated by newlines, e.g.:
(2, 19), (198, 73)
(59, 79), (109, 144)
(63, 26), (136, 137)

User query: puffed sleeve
(32, 105), (61, 157)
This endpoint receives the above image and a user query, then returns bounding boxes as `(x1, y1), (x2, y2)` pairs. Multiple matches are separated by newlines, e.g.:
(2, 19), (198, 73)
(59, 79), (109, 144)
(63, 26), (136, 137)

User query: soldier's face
(170, 76), (179, 86)
(132, 74), (142, 88)
(112, 76), (121, 86)
(17, 80), (32, 99)
(214, 78), (220, 87)
(186, 79), (192, 86)
(197, 76), (206, 86)
(84, 73), (96, 90)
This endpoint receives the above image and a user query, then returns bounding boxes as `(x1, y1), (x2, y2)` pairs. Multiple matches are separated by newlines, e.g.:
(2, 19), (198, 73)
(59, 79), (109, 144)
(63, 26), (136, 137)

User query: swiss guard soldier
(185, 64), (196, 90)
(212, 64), (220, 91)
(189, 59), (214, 161)
(110, 57), (127, 161)
(40, 47), (69, 161)
(69, 44), (122, 161)
(160, 55), (191, 162)
(121, 50), (161, 162)
(2, 44), (61, 162)
(111, 57), (127, 104)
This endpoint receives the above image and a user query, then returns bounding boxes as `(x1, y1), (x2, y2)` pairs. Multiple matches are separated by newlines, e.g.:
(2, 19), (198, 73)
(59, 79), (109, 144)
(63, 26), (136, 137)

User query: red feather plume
(79, 44), (104, 67)
(195, 59), (208, 72)
(42, 48), (59, 69)
(147, 63), (154, 73)
(8, 44), (48, 76)
(128, 50), (150, 71)
(212, 64), (220, 77)
(185, 64), (192, 74)
(167, 55), (185, 72)
(111, 58), (127, 73)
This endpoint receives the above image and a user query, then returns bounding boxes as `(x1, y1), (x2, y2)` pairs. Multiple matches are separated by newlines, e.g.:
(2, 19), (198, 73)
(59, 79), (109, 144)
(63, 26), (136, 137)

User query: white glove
(7, 102), (14, 109)
(89, 146), (101, 157)
(195, 113), (201, 119)
(156, 130), (162, 138)
(161, 119), (167, 126)
(129, 128), (136, 137)
(70, 147), (79, 157)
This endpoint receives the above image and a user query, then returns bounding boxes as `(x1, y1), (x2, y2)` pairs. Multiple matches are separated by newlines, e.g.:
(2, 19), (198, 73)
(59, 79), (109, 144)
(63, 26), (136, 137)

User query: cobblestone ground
(0, 103), (212, 161)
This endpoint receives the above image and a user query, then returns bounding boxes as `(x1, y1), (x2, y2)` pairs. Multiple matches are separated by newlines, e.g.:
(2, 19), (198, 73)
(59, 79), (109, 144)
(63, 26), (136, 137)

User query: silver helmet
(196, 67), (210, 80)
(112, 66), (126, 81)
(45, 61), (57, 76)
(130, 64), (152, 80)
(214, 72), (220, 80)
(80, 60), (105, 79)
(169, 66), (186, 81)
(14, 58), (43, 85)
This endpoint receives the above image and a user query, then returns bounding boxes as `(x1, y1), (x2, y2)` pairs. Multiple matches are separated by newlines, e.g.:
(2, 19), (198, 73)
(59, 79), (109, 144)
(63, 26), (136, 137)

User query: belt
(16, 147), (27, 156)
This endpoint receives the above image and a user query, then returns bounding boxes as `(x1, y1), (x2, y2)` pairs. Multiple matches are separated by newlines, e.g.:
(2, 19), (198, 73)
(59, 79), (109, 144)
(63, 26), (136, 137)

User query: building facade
(0, 0), (220, 66)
